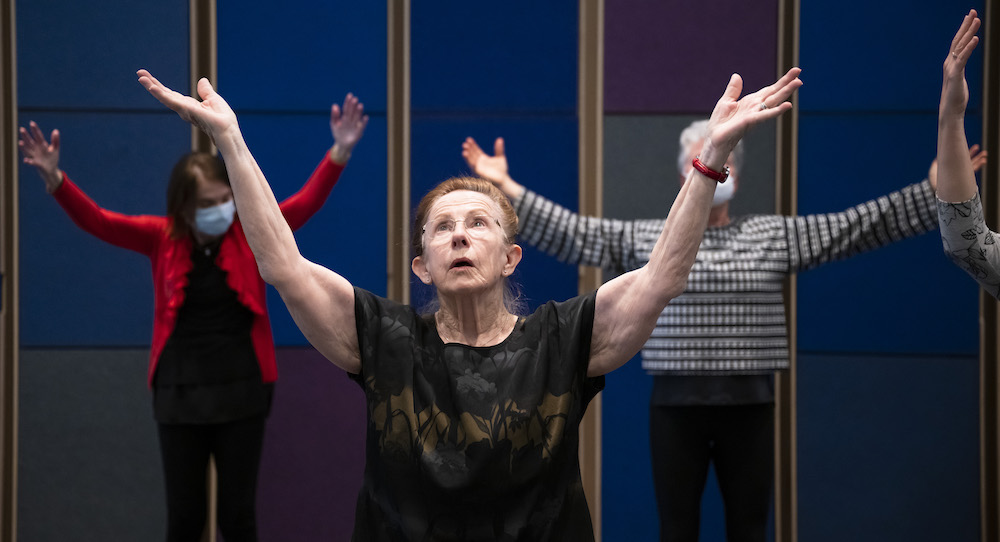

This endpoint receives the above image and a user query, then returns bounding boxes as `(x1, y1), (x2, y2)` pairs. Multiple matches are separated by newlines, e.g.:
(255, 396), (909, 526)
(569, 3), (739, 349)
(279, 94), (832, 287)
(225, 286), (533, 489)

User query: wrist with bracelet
(692, 155), (729, 183)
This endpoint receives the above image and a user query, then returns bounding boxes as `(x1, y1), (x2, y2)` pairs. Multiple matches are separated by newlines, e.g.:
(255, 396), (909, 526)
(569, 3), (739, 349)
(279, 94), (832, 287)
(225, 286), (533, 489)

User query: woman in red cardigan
(18, 93), (368, 542)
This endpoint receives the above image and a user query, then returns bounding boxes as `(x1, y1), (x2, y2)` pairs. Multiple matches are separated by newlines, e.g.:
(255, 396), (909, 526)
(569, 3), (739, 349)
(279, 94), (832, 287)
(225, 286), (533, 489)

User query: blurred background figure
(18, 94), (368, 542)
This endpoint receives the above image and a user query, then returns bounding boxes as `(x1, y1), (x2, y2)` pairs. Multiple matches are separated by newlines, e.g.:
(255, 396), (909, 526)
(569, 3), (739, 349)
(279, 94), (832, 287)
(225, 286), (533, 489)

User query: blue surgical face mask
(194, 200), (236, 236)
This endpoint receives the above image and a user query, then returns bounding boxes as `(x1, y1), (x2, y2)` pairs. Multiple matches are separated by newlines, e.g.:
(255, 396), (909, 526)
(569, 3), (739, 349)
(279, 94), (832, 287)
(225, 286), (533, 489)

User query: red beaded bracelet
(692, 156), (729, 183)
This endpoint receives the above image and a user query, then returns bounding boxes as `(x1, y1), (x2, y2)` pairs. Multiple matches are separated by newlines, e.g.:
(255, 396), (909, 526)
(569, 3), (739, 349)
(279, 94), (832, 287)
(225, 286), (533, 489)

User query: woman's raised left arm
(588, 68), (802, 377)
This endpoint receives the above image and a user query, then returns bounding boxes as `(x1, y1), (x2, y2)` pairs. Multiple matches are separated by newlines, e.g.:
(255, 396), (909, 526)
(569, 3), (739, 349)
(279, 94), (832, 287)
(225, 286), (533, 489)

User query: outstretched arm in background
(327, 93), (369, 165)
(19, 122), (162, 254)
(463, 135), (655, 274)
(462, 137), (524, 199)
(935, 10), (1000, 299)
(587, 68), (802, 376)
(137, 70), (362, 372)
(279, 93), (369, 229)
(937, 10), (982, 203)
(19, 121), (63, 193)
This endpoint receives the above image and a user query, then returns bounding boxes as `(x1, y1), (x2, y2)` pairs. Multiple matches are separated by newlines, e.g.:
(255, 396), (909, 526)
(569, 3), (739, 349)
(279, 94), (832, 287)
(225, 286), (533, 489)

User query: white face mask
(194, 200), (236, 236)
(712, 175), (736, 207)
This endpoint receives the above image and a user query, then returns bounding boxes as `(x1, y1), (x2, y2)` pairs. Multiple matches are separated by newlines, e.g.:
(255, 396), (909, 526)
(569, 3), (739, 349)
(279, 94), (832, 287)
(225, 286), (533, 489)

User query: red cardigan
(52, 155), (345, 386)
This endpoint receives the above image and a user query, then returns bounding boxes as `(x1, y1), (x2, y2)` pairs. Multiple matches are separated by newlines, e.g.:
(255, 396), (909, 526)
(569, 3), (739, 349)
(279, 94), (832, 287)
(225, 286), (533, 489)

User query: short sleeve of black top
(348, 288), (605, 542)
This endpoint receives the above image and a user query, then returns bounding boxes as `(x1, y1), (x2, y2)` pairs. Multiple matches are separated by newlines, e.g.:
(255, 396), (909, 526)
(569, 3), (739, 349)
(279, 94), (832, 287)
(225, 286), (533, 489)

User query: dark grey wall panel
(18, 349), (163, 541)
(603, 115), (776, 221)
(797, 351), (979, 542)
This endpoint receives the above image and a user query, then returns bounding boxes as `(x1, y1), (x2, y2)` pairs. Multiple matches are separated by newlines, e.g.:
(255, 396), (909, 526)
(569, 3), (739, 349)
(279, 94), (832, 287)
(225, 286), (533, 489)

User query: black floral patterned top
(349, 287), (605, 542)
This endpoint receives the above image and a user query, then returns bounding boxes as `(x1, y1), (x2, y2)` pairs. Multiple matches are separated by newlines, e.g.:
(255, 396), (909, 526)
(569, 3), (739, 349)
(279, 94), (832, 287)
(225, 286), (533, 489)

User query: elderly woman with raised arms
(137, 66), (800, 541)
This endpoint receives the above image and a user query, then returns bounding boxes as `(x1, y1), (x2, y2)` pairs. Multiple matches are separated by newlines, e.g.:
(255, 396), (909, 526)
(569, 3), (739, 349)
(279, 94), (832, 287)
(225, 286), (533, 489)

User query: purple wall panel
(605, 0), (779, 113)
(257, 348), (366, 540)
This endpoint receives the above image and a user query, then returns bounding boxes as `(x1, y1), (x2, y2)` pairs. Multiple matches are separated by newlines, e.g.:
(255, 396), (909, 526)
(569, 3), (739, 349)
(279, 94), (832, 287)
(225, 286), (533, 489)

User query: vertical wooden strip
(578, 0), (603, 537)
(774, 1), (799, 541)
(190, 0), (217, 154)
(0, 1), (18, 540)
(387, 0), (411, 304)
(981, 3), (999, 541)
(189, 2), (218, 540)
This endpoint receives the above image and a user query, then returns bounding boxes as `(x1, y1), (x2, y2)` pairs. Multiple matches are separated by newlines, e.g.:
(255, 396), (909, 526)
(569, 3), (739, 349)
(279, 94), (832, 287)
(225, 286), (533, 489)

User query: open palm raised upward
(137, 69), (238, 141)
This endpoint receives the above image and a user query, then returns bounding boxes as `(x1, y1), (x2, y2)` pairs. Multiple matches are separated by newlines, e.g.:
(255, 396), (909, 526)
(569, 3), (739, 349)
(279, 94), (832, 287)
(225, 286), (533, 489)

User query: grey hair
(675, 119), (744, 177)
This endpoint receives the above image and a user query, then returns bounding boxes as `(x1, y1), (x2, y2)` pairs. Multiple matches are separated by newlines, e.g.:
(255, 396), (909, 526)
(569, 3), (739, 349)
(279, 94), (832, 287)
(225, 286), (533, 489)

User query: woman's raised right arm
(19, 121), (161, 254)
(935, 10), (1000, 299)
(937, 10), (981, 203)
(137, 70), (361, 372)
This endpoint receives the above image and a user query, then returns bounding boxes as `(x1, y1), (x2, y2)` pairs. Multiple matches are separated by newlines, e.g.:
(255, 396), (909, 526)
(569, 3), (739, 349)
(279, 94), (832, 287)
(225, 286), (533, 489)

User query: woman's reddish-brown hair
(411, 176), (518, 256)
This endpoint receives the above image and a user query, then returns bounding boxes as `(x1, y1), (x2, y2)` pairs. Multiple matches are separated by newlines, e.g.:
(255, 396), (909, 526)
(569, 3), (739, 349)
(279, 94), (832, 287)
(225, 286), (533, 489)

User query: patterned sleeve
(938, 193), (1000, 299)
(783, 179), (938, 272)
(512, 189), (663, 274)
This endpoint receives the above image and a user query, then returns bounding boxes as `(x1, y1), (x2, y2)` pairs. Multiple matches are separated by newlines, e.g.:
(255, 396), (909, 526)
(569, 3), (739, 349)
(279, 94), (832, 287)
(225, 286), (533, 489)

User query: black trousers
(157, 416), (267, 542)
(649, 403), (774, 542)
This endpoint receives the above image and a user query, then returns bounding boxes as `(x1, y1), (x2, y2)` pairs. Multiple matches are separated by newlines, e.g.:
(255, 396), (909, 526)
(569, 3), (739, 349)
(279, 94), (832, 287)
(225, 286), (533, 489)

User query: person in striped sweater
(462, 124), (983, 541)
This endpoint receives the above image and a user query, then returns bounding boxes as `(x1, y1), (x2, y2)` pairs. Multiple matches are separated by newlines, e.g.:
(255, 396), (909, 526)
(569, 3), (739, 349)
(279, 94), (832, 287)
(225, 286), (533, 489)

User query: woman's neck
(435, 292), (515, 347)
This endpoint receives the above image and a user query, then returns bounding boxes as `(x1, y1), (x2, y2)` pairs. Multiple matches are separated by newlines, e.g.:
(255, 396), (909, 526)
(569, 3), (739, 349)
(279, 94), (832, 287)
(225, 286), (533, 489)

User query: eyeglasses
(422, 215), (504, 242)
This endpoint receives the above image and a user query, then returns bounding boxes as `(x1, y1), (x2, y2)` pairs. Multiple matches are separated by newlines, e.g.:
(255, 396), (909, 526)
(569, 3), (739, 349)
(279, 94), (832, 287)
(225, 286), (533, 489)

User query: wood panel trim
(387, 0), (411, 304)
(578, 0), (604, 537)
(775, 1), (799, 541)
(0, 0), (18, 540)
(189, 2), (218, 540)
(980, 2), (999, 541)
(190, 0), (217, 154)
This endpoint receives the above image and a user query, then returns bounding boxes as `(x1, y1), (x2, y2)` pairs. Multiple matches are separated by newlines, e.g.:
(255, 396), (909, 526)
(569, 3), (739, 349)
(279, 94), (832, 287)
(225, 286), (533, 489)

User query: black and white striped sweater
(513, 179), (938, 374)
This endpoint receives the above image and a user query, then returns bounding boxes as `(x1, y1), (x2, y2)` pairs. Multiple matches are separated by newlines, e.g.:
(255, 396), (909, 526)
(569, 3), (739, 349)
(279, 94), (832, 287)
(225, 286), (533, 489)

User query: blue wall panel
(19, 112), (191, 346)
(796, 113), (980, 354)
(411, 1), (577, 112)
(217, 0), (387, 113)
(17, 0), (188, 110)
(799, 1), (984, 113)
